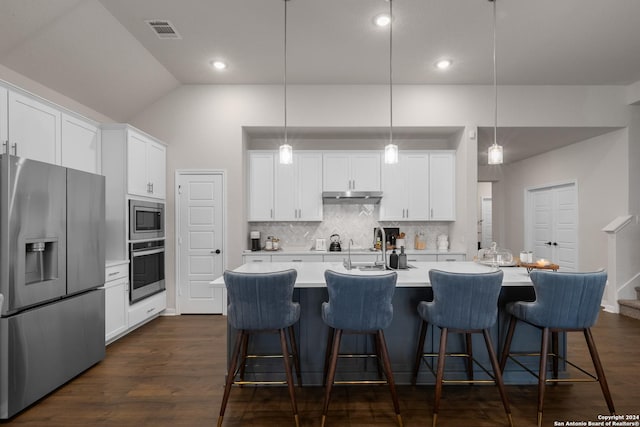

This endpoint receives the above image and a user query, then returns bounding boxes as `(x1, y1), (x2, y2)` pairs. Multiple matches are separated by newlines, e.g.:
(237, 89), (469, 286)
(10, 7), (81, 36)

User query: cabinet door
(322, 153), (350, 191)
(147, 142), (166, 199)
(105, 277), (128, 342)
(8, 91), (60, 164)
(380, 159), (407, 220)
(127, 131), (150, 197)
(275, 160), (296, 221)
(429, 152), (456, 220)
(0, 87), (7, 147)
(296, 153), (323, 221)
(61, 113), (101, 173)
(405, 154), (430, 220)
(350, 152), (381, 191)
(248, 152), (275, 221)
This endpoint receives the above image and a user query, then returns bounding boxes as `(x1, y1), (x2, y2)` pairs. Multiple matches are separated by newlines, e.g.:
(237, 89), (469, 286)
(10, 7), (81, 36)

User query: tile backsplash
(249, 204), (450, 251)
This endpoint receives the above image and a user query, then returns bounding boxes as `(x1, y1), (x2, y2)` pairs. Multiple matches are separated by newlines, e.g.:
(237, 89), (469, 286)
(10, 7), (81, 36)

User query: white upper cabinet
(380, 151), (455, 221)
(1, 83), (101, 173)
(127, 129), (166, 199)
(275, 152), (323, 221)
(380, 153), (429, 221)
(322, 152), (381, 191)
(61, 113), (101, 174)
(248, 151), (275, 221)
(428, 152), (456, 220)
(7, 91), (61, 164)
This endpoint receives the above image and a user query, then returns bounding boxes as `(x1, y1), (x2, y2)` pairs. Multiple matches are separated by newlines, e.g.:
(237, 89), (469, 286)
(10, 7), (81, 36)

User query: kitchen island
(212, 262), (557, 385)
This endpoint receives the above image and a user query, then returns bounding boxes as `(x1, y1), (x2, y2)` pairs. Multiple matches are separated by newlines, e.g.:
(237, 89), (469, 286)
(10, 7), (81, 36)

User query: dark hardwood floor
(3, 312), (639, 426)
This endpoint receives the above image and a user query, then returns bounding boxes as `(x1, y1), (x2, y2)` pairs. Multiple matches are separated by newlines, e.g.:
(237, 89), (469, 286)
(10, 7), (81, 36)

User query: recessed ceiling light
(211, 60), (227, 70)
(435, 59), (453, 70)
(374, 13), (391, 27)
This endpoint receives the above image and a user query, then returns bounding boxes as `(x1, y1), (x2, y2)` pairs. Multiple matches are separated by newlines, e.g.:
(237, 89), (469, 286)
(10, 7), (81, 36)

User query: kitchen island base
(226, 284), (565, 386)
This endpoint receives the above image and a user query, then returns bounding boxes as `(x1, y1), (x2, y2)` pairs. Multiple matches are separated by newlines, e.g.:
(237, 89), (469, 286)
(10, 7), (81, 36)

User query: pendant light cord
(492, 0), (497, 147)
(389, 0), (393, 145)
(284, 0), (288, 145)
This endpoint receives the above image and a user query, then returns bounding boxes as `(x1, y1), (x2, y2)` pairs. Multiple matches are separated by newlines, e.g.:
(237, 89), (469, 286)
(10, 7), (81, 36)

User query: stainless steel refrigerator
(0, 154), (106, 419)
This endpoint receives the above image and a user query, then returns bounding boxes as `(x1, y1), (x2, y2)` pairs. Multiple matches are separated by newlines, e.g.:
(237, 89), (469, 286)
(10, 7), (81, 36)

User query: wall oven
(129, 199), (165, 241)
(129, 240), (165, 304)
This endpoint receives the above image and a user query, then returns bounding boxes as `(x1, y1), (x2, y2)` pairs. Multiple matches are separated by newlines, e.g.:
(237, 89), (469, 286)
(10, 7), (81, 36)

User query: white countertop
(212, 261), (532, 288)
(243, 249), (466, 256)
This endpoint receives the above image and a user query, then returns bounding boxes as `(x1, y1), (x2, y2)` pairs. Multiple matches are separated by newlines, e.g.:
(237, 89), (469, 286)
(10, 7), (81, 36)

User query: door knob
(211, 249), (221, 254)
(552, 242), (558, 246)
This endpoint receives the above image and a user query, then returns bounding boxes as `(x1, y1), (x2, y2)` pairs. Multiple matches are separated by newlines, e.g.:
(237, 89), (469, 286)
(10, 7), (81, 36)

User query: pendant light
(384, 0), (398, 164)
(279, 0), (293, 164)
(487, 0), (503, 165)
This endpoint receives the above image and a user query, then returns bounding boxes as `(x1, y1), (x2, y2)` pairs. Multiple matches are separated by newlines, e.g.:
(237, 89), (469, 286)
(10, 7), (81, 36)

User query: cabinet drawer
(105, 263), (128, 282)
(243, 255), (272, 263)
(323, 254), (379, 263)
(437, 254), (466, 262)
(406, 254), (437, 262)
(128, 291), (166, 328)
(272, 254), (323, 262)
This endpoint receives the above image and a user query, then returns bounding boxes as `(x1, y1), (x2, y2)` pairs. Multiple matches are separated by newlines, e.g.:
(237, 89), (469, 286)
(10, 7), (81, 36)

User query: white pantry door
(528, 183), (578, 271)
(177, 172), (225, 313)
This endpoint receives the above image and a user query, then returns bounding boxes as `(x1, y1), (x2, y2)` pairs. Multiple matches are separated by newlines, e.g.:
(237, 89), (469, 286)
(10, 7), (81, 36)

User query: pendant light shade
(384, 0), (398, 165)
(279, 0), (292, 164)
(279, 143), (293, 164)
(384, 143), (398, 164)
(488, 143), (503, 165)
(488, 0), (503, 165)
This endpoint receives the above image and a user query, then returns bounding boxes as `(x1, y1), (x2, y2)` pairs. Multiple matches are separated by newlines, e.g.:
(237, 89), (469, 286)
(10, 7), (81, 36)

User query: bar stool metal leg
(279, 328), (300, 427)
(288, 325), (302, 386)
(432, 327), (448, 427)
(376, 330), (403, 427)
(218, 330), (244, 427)
(321, 329), (342, 427)
(537, 327), (550, 427)
(482, 329), (514, 427)
(584, 328), (615, 414)
(412, 320), (428, 385)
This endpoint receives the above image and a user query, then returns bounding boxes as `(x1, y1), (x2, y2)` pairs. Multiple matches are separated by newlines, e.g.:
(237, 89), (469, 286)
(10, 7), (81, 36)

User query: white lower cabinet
(243, 254), (272, 263)
(104, 262), (129, 343)
(437, 254), (466, 262)
(128, 290), (167, 329)
(405, 254), (437, 262)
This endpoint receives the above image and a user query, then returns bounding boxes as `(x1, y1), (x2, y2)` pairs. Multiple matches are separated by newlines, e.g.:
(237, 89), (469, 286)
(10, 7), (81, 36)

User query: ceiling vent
(146, 20), (181, 39)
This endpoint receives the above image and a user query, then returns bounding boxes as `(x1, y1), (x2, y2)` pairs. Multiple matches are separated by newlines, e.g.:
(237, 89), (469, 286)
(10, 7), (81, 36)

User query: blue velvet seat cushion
(418, 269), (503, 330)
(322, 270), (397, 331)
(224, 269), (300, 331)
(506, 270), (607, 329)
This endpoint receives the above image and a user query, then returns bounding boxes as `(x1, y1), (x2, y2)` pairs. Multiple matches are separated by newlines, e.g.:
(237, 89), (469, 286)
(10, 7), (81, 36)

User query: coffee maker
(250, 231), (261, 251)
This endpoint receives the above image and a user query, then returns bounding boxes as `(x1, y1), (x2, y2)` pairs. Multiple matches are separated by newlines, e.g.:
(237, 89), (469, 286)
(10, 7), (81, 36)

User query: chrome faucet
(373, 226), (387, 269)
(343, 239), (354, 270)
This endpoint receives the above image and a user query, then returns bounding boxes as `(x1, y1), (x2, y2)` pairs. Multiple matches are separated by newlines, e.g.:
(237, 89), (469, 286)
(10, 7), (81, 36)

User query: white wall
(0, 64), (113, 123)
(494, 128), (629, 271)
(130, 83), (632, 311)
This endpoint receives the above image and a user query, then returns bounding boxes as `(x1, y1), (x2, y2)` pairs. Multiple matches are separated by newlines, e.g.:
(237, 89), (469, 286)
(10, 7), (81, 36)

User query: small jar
(272, 238), (279, 250)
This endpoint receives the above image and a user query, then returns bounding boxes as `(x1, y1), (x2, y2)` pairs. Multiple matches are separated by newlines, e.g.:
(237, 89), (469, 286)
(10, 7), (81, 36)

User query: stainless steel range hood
(322, 191), (383, 204)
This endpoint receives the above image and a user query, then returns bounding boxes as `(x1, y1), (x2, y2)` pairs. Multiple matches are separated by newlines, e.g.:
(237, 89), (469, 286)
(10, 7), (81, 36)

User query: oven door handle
(131, 248), (165, 257)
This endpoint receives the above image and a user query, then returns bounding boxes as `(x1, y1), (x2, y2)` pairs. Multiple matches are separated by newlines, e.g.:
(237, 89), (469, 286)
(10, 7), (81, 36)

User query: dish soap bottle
(389, 249), (399, 269)
(398, 246), (407, 269)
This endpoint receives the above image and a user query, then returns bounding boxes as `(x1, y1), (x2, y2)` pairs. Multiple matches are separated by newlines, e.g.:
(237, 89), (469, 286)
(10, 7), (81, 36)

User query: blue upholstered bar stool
(321, 270), (402, 427)
(218, 269), (301, 427)
(499, 270), (615, 427)
(412, 269), (513, 427)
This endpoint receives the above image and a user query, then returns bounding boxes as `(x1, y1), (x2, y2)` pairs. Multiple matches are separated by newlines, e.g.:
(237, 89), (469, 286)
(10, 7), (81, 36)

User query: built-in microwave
(129, 199), (165, 241)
